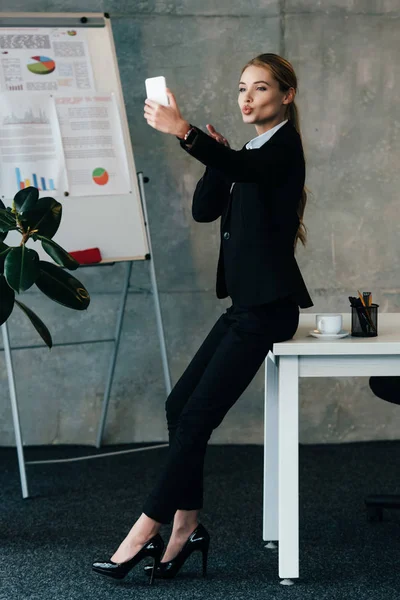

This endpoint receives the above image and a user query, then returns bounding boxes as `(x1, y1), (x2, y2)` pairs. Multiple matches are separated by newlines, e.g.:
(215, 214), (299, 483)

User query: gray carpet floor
(1, 441), (400, 600)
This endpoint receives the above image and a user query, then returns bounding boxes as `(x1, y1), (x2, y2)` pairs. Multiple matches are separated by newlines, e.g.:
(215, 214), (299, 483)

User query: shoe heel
(146, 535), (164, 586)
(148, 555), (161, 586)
(201, 543), (209, 577)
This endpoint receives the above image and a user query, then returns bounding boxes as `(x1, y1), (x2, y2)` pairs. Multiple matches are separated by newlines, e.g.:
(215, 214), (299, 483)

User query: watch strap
(177, 124), (198, 145)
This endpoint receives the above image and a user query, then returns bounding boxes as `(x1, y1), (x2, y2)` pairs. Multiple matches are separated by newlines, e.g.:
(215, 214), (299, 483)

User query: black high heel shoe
(92, 533), (164, 585)
(143, 523), (210, 579)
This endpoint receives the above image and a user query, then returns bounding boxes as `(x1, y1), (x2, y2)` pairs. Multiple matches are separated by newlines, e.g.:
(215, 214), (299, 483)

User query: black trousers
(142, 296), (300, 524)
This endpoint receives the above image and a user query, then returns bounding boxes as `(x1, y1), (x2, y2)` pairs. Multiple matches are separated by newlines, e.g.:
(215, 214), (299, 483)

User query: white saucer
(309, 329), (350, 339)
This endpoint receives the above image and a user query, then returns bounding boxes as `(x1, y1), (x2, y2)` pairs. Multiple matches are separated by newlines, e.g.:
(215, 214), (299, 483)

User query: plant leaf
(4, 246), (40, 293)
(13, 186), (39, 214)
(15, 299), (52, 349)
(0, 208), (17, 233)
(0, 200), (11, 242)
(35, 261), (90, 310)
(37, 235), (79, 270)
(0, 273), (15, 325)
(19, 197), (62, 239)
(0, 242), (11, 274)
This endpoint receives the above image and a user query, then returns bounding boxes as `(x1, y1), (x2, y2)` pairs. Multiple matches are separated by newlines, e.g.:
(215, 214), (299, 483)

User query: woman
(92, 53), (313, 584)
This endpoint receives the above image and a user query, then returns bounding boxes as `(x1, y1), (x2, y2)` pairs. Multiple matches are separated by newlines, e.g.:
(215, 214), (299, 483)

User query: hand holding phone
(145, 76), (169, 107)
(144, 78), (188, 137)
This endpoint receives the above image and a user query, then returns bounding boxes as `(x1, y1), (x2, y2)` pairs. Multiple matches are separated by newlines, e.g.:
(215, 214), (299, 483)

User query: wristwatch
(177, 124), (198, 145)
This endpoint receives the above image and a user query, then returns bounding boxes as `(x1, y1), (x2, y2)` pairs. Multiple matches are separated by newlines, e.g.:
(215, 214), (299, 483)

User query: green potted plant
(0, 186), (90, 348)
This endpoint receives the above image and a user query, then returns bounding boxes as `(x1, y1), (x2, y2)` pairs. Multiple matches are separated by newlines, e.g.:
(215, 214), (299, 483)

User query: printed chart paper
(0, 28), (95, 93)
(55, 94), (131, 196)
(0, 92), (68, 201)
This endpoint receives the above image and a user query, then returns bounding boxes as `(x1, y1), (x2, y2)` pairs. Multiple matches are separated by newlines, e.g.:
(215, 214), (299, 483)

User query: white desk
(263, 312), (400, 585)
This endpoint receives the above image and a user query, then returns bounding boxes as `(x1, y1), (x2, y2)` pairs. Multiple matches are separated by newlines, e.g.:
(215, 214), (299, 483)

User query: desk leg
(278, 355), (299, 583)
(263, 351), (279, 545)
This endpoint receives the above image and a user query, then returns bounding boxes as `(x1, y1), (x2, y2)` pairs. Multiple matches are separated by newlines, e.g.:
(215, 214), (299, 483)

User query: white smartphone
(145, 75), (169, 106)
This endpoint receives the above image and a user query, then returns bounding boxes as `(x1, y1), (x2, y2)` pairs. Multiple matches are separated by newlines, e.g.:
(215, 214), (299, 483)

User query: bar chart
(15, 168), (55, 192)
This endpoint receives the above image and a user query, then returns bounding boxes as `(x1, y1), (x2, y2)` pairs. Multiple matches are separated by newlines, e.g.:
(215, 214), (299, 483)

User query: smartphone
(145, 76), (169, 106)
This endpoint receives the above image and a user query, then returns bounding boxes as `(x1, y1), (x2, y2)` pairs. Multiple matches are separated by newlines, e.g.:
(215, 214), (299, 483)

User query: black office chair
(365, 376), (400, 521)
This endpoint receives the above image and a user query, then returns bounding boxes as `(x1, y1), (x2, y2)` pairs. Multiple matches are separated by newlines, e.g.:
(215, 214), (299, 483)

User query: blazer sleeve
(179, 127), (294, 184)
(192, 166), (231, 223)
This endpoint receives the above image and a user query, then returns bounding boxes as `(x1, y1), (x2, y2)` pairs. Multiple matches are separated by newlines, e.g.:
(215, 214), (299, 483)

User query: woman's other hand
(206, 124), (230, 147)
(144, 88), (189, 138)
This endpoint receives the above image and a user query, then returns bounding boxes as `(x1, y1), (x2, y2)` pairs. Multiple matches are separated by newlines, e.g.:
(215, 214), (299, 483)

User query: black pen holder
(351, 303), (379, 337)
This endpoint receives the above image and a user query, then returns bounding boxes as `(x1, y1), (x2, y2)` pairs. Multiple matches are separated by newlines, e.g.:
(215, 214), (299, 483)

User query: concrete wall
(1, 0), (399, 446)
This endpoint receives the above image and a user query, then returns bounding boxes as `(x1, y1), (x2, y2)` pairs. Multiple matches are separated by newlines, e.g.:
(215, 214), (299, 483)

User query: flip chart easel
(0, 12), (172, 498)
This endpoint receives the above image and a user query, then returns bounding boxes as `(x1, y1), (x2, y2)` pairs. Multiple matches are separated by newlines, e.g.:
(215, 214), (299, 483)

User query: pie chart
(92, 168), (109, 186)
(27, 56), (56, 75)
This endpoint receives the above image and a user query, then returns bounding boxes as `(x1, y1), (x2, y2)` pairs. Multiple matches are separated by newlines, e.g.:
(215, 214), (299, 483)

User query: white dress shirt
(245, 119), (288, 149)
(230, 119), (288, 193)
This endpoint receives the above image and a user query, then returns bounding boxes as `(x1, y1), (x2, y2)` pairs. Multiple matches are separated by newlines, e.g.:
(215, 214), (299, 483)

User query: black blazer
(179, 120), (313, 309)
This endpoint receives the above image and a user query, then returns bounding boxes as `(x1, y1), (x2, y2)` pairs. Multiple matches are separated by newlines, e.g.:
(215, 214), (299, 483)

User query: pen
(357, 290), (376, 333)
(363, 291), (372, 307)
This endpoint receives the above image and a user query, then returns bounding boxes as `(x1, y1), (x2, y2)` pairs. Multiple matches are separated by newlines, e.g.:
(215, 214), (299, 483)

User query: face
(238, 65), (295, 132)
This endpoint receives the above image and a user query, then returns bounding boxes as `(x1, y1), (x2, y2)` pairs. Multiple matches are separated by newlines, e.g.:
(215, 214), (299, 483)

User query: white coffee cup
(316, 314), (342, 335)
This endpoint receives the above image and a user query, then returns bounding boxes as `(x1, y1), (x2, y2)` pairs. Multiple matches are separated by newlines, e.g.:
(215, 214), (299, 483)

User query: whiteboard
(0, 12), (149, 262)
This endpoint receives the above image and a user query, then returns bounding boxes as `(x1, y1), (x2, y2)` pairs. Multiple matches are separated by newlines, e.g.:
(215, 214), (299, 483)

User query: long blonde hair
(240, 53), (309, 249)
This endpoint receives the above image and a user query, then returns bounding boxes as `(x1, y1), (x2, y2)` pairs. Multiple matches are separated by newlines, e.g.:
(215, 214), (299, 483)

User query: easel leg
(96, 261), (132, 447)
(146, 253), (172, 397)
(137, 172), (172, 396)
(1, 322), (29, 498)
